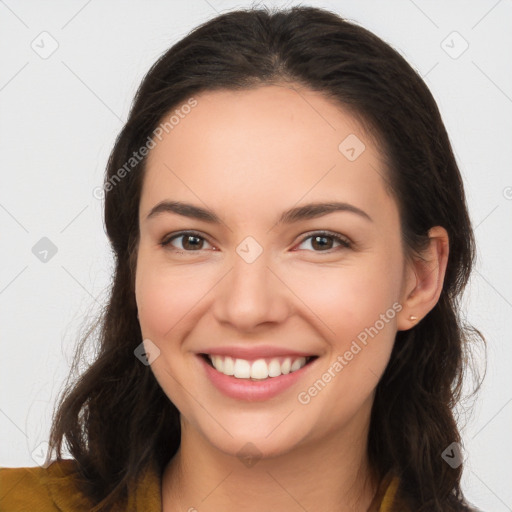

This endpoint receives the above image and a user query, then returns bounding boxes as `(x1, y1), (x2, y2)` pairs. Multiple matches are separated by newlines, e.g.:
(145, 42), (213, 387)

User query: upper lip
(198, 345), (317, 360)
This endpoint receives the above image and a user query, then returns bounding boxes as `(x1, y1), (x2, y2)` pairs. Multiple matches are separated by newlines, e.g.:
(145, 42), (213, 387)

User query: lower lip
(198, 355), (317, 402)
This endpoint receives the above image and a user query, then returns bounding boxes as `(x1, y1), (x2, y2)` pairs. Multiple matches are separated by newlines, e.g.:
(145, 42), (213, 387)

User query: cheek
(135, 256), (208, 339)
(291, 262), (401, 429)
(288, 253), (402, 401)
(134, 256), (207, 410)
(290, 255), (402, 343)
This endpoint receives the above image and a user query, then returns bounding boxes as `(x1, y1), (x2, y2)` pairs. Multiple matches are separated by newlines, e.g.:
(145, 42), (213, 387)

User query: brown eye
(296, 231), (351, 252)
(161, 232), (213, 251)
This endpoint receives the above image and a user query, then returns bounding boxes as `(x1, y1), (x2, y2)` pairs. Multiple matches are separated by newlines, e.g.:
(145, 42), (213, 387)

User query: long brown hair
(49, 6), (485, 510)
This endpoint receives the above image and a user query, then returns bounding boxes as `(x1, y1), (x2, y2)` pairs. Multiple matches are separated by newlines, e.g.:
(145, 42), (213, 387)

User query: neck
(162, 403), (379, 511)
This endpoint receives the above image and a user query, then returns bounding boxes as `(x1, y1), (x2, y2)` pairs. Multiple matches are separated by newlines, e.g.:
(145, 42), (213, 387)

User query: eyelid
(161, 229), (352, 253)
(295, 230), (352, 251)
(161, 230), (213, 249)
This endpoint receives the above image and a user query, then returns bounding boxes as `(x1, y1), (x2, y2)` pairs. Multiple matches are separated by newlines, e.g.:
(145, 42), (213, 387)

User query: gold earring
(409, 315), (418, 322)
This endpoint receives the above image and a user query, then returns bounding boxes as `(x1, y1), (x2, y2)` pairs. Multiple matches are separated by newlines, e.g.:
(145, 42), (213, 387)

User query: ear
(396, 226), (449, 331)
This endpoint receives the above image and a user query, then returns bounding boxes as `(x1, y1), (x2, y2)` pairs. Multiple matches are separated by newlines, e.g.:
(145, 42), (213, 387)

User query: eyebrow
(146, 200), (372, 225)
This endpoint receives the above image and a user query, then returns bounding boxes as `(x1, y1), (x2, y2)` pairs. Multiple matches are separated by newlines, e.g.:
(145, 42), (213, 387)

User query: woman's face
(135, 85), (413, 459)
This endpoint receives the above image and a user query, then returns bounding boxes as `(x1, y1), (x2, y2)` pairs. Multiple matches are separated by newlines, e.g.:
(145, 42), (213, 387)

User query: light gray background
(1, 0), (511, 510)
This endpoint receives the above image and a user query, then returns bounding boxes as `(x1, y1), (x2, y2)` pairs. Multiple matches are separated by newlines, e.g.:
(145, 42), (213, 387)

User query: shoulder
(376, 473), (401, 511)
(0, 464), (56, 510)
(379, 474), (486, 512)
(0, 459), (93, 512)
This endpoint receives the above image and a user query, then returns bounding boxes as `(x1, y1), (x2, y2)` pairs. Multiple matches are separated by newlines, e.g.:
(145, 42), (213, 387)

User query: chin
(193, 413), (310, 461)
(210, 432), (301, 461)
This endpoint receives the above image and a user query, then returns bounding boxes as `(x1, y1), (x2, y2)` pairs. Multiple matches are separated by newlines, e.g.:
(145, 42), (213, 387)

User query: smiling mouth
(200, 353), (318, 381)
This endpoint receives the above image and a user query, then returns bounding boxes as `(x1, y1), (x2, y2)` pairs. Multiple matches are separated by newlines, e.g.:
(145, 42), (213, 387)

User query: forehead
(140, 85), (393, 224)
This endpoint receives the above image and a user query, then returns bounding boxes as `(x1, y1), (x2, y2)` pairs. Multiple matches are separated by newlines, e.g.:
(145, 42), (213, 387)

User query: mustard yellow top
(0, 459), (401, 511)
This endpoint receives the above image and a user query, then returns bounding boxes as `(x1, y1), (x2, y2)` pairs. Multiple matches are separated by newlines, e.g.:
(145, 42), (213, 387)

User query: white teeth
(291, 357), (306, 372)
(211, 355), (224, 373)
(223, 356), (234, 375)
(207, 354), (312, 380)
(250, 359), (268, 380)
(268, 359), (281, 377)
(233, 359), (251, 378)
(281, 358), (291, 375)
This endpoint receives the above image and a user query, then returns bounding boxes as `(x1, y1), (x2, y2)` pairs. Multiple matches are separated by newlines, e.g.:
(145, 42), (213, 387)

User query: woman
(0, 5), (485, 511)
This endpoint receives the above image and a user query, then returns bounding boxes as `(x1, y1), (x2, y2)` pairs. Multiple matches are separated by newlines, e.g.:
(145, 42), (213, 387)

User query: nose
(211, 245), (291, 331)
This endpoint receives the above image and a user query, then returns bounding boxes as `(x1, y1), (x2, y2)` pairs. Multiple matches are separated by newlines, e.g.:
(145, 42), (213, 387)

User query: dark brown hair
(49, 5), (485, 511)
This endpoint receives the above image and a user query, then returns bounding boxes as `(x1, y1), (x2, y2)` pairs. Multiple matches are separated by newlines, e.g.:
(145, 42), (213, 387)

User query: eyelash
(160, 230), (352, 253)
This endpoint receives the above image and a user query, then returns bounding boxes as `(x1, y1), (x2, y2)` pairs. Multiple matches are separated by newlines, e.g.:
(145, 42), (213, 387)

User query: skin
(135, 84), (449, 511)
